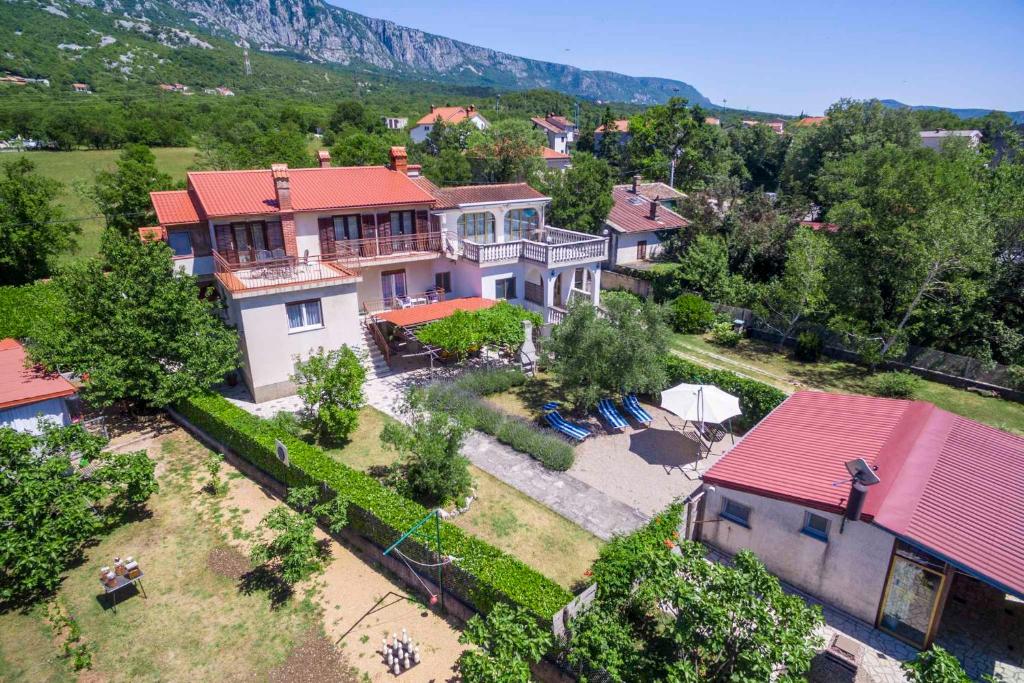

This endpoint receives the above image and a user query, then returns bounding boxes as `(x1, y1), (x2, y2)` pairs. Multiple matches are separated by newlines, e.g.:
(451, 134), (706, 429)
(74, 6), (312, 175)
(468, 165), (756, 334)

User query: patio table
(99, 570), (146, 613)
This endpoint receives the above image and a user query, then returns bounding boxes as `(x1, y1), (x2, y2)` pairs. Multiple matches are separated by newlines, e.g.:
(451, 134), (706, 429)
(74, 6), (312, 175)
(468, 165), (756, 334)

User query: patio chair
(621, 394), (653, 426)
(542, 402), (591, 441)
(597, 398), (629, 432)
(426, 288), (441, 303)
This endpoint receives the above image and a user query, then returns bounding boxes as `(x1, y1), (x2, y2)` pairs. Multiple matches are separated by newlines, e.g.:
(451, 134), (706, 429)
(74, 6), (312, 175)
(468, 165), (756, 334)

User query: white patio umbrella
(660, 383), (741, 426)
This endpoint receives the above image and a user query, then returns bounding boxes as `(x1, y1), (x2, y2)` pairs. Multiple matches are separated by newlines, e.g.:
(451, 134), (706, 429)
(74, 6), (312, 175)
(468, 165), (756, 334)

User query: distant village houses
(72, 82), (91, 93)
(382, 116), (408, 131)
(531, 113), (578, 154)
(409, 105), (489, 144)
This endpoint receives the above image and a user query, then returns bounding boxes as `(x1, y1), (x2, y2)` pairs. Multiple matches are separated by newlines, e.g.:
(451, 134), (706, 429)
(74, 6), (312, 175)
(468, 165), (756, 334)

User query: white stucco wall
(613, 231), (663, 265)
(700, 486), (894, 623)
(230, 282), (361, 401)
(355, 260), (449, 305)
(0, 398), (72, 434)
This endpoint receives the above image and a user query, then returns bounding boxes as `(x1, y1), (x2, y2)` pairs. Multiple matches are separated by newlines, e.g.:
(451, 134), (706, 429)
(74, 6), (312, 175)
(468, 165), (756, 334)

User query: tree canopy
(541, 152), (614, 234)
(90, 144), (172, 238)
(467, 119), (546, 183)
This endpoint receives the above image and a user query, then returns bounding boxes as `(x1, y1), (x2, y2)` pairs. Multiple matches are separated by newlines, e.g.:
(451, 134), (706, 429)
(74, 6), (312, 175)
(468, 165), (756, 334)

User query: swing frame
(383, 509), (446, 611)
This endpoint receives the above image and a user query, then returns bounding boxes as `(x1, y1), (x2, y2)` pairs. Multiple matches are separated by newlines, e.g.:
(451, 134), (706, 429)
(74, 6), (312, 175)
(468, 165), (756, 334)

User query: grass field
(672, 333), (1024, 435)
(324, 406), (602, 588)
(0, 431), (336, 682)
(4, 148), (198, 262)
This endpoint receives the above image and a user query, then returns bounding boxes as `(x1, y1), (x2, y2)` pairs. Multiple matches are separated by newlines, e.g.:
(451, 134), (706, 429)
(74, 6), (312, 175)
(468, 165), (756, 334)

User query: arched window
(504, 208), (539, 241)
(458, 212), (496, 243)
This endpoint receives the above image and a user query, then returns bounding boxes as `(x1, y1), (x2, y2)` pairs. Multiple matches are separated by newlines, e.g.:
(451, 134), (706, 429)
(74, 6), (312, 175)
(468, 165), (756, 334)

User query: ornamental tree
(292, 345), (366, 444)
(250, 505), (326, 587)
(541, 152), (614, 235)
(566, 506), (823, 682)
(90, 144), (172, 238)
(0, 423), (158, 606)
(30, 235), (239, 409)
(457, 602), (553, 683)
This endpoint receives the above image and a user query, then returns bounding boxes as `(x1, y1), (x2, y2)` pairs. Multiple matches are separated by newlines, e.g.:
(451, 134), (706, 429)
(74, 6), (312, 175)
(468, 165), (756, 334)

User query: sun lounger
(622, 394), (653, 426)
(542, 402), (591, 441)
(597, 398), (628, 432)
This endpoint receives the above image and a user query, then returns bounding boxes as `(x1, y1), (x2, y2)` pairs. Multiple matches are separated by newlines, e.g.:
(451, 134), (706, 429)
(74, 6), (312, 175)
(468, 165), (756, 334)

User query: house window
(458, 212), (495, 243)
(381, 270), (408, 303)
(720, 498), (750, 527)
(167, 231), (193, 257)
(802, 511), (830, 541)
(435, 271), (451, 294)
(286, 300), (323, 332)
(333, 215), (361, 241)
(504, 208), (538, 241)
(495, 276), (516, 300)
(390, 211), (415, 235)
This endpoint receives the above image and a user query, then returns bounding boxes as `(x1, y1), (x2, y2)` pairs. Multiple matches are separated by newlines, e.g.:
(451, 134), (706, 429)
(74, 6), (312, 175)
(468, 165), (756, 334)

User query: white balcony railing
(461, 226), (607, 267)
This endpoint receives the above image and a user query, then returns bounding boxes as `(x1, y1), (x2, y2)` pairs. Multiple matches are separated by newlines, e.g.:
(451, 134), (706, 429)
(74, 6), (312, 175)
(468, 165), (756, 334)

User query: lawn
(0, 430), (352, 682)
(672, 333), (1024, 436)
(324, 406), (603, 588)
(5, 148), (198, 262)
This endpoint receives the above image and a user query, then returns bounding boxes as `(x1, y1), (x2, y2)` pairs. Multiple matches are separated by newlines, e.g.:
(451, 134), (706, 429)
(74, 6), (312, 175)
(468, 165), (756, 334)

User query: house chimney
(406, 164), (422, 178)
(316, 149), (331, 168)
(389, 146), (409, 175)
(271, 164), (298, 255)
(649, 197), (659, 220)
(632, 174), (641, 193)
(430, 104), (436, 113)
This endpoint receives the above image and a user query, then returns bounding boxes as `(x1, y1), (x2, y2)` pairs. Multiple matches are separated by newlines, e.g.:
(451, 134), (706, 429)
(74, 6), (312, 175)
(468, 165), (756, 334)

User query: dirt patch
(267, 629), (361, 683)
(207, 545), (251, 580)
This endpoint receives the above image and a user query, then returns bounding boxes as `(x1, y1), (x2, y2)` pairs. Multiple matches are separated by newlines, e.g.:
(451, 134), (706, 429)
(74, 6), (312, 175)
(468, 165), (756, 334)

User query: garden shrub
(0, 281), (61, 340)
(668, 294), (716, 334)
(870, 371), (923, 399)
(709, 321), (742, 347)
(662, 355), (787, 430)
(794, 330), (824, 362)
(175, 392), (572, 619)
(452, 368), (527, 396)
(902, 645), (971, 682)
(420, 383), (575, 471)
(418, 302), (541, 359)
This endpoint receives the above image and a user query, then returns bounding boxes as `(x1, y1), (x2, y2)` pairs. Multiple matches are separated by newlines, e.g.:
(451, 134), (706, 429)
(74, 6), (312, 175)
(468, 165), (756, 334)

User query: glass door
(878, 542), (947, 648)
(381, 270), (408, 306)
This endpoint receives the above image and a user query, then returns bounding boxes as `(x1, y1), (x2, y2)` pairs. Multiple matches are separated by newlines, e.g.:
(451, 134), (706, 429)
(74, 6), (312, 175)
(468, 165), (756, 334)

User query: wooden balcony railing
(213, 250), (358, 293)
(328, 232), (443, 266)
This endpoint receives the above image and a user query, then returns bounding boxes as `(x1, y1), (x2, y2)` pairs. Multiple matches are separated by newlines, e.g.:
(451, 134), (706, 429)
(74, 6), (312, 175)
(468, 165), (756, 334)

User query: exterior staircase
(359, 323), (392, 381)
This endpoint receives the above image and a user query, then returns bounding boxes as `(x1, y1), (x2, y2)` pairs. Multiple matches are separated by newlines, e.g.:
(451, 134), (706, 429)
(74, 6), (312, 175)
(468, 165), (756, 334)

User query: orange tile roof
(796, 116), (828, 126)
(415, 106), (481, 126)
(595, 119), (630, 133)
(151, 190), (202, 225)
(540, 147), (570, 159)
(606, 185), (688, 234)
(374, 297), (496, 327)
(0, 338), (77, 410)
(531, 117), (564, 134)
(427, 183), (548, 210)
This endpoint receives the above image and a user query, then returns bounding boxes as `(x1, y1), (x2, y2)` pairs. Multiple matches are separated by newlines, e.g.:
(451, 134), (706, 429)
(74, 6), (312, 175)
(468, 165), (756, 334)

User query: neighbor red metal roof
(796, 116), (828, 126)
(605, 185), (688, 234)
(0, 338), (77, 410)
(183, 166), (435, 219)
(704, 391), (1024, 598)
(427, 183), (547, 210)
(151, 190), (202, 225)
(374, 297), (496, 327)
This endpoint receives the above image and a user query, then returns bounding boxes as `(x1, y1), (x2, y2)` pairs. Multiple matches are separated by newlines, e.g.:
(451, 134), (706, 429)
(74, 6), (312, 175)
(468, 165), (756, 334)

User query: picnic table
(99, 569), (146, 612)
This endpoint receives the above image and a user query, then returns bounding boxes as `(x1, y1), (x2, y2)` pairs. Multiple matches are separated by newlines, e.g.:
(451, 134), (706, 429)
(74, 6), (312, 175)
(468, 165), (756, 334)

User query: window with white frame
(495, 276), (517, 300)
(802, 511), (830, 541)
(458, 212), (495, 243)
(167, 231), (193, 257)
(286, 299), (323, 332)
(720, 497), (751, 527)
(504, 207), (539, 241)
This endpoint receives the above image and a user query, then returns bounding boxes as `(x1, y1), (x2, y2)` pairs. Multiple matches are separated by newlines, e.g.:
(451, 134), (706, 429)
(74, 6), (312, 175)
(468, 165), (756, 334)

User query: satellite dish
(844, 458), (880, 486)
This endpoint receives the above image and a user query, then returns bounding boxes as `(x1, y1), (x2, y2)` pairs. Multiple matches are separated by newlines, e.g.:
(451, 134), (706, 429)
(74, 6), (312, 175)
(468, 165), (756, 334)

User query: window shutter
(376, 212), (392, 255)
(415, 210), (429, 234)
(191, 225), (212, 256)
(361, 213), (378, 257)
(317, 217), (335, 256)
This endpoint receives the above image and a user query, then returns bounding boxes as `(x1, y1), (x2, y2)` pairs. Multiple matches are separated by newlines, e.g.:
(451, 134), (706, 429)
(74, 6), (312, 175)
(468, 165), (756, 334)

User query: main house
(145, 147), (606, 402)
(697, 391), (1024, 653)
(605, 176), (688, 267)
(409, 104), (489, 144)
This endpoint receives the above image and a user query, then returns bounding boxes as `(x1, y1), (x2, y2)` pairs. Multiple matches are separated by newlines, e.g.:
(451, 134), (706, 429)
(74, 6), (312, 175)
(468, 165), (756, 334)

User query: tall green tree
(467, 119), (545, 183)
(540, 152), (614, 234)
(30, 235), (239, 408)
(544, 292), (670, 411)
(196, 121), (311, 170)
(729, 122), (790, 191)
(595, 107), (624, 168)
(0, 158), (80, 285)
(329, 130), (393, 167)
(90, 144), (172, 238)
(423, 147), (473, 186)
(0, 423), (157, 606)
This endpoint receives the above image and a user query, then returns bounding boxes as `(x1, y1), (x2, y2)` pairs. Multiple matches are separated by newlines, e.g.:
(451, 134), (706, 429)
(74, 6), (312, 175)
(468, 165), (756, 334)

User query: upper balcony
(327, 232), (444, 268)
(213, 251), (361, 297)
(460, 226), (607, 267)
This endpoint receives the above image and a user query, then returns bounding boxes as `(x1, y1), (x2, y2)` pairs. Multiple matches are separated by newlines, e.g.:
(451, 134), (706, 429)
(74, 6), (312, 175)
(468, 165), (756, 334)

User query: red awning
(374, 297), (496, 328)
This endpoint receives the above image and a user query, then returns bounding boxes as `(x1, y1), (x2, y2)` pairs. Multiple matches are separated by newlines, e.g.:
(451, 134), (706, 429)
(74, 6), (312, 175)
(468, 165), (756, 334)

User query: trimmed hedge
(662, 355), (787, 430)
(0, 281), (61, 340)
(420, 383), (575, 471)
(176, 392), (572, 619)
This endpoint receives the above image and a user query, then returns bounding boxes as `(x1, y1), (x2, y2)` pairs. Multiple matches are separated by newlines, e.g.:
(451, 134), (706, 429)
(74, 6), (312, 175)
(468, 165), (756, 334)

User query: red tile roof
(151, 190), (202, 225)
(0, 338), (77, 410)
(531, 117), (564, 135)
(415, 106), (482, 126)
(595, 119), (630, 133)
(799, 220), (839, 233)
(704, 391), (1024, 598)
(425, 183), (548, 210)
(183, 166), (435, 219)
(540, 147), (570, 160)
(796, 116), (828, 126)
(546, 115), (574, 130)
(605, 185), (688, 234)
(374, 297), (496, 327)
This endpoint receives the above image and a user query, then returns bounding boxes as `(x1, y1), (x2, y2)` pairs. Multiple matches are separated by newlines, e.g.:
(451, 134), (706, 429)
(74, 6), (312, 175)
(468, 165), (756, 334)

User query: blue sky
(330, 0), (1024, 115)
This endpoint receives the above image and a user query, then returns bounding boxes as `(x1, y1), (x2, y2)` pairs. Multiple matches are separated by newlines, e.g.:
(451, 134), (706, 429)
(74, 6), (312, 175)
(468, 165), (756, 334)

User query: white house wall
(613, 231), (664, 265)
(700, 486), (894, 623)
(0, 398), (71, 434)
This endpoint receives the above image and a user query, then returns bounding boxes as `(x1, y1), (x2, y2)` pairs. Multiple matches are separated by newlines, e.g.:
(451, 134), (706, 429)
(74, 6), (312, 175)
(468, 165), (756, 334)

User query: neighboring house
(215, 87), (235, 97)
(145, 147), (606, 401)
(698, 391), (1024, 651)
(159, 83), (189, 93)
(795, 115), (827, 127)
(531, 113), (577, 153)
(920, 129), (982, 150)
(382, 116), (408, 131)
(594, 119), (631, 147)
(539, 146), (571, 170)
(72, 82), (90, 93)
(742, 118), (784, 135)
(798, 220), (839, 233)
(604, 176), (688, 267)
(409, 105), (489, 144)
(704, 116), (721, 126)
(0, 338), (78, 434)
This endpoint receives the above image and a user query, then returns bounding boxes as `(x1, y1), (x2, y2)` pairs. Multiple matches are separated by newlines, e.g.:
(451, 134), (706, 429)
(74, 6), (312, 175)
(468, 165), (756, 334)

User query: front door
(637, 240), (648, 261)
(381, 269), (408, 305)
(877, 541), (948, 648)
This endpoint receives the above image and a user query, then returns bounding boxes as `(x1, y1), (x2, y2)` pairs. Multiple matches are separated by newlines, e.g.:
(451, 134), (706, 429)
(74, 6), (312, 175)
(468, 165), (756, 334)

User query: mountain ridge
(880, 99), (1024, 124)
